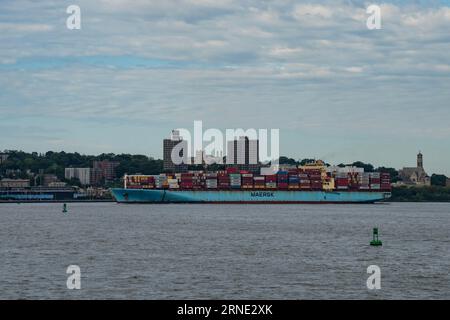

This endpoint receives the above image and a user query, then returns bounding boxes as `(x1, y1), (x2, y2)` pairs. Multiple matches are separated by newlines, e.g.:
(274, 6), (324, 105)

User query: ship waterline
(111, 188), (392, 204)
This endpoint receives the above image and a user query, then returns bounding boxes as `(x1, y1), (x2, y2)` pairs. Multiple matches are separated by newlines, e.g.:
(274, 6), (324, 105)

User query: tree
(352, 161), (374, 172)
(279, 156), (297, 165)
(376, 166), (399, 182)
(298, 158), (316, 166)
(431, 174), (447, 187)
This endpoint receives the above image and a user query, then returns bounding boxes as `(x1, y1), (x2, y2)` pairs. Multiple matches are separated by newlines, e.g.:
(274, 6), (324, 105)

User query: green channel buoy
(62, 203), (68, 213)
(370, 227), (382, 246)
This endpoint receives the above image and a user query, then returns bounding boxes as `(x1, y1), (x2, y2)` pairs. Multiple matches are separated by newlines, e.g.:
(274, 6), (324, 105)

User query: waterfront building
(48, 181), (67, 187)
(0, 178), (30, 188)
(42, 174), (59, 187)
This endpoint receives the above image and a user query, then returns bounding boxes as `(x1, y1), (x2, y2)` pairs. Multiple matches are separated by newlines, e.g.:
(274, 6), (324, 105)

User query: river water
(0, 202), (449, 299)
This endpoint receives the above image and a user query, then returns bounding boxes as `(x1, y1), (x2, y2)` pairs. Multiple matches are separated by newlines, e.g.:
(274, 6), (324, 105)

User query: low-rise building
(48, 181), (67, 188)
(0, 179), (30, 188)
(42, 174), (59, 187)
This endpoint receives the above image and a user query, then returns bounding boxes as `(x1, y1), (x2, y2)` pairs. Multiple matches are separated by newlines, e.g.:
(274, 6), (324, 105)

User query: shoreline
(0, 199), (114, 203)
(1, 200), (449, 204)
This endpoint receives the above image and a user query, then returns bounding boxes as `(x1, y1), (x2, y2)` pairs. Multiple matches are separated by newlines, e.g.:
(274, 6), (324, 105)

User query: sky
(1, 0), (450, 174)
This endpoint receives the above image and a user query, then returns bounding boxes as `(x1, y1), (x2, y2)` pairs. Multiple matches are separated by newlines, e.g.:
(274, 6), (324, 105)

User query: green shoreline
(390, 186), (450, 202)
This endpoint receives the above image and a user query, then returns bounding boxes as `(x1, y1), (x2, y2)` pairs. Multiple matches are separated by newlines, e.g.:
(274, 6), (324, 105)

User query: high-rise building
(226, 136), (260, 172)
(65, 168), (91, 185)
(163, 130), (188, 172)
(92, 160), (120, 184)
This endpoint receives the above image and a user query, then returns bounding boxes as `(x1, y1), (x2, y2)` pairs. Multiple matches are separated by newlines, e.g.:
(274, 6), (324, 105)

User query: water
(0, 202), (449, 299)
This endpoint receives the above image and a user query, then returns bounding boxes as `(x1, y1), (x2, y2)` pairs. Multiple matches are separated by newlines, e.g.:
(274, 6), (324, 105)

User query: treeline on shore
(0, 151), (163, 183)
(391, 186), (450, 202)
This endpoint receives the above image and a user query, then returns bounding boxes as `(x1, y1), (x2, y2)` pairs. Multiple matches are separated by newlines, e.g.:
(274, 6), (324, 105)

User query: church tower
(417, 151), (423, 168)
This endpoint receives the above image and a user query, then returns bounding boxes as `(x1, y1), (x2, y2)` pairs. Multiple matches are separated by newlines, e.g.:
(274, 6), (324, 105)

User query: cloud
(0, 23), (53, 32)
(1, 0), (450, 173)
(293, 4), (334, 19)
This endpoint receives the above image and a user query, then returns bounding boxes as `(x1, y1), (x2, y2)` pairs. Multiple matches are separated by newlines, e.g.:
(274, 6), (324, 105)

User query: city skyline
(0, 147), (443, 177)
(1, 0), (450, 175)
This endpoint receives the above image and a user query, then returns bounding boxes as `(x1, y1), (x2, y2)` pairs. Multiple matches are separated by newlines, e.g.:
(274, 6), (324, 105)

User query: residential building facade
(65, 168), (91, 185)
(226, 136), (260, 173)
(163, 130), (188, 172)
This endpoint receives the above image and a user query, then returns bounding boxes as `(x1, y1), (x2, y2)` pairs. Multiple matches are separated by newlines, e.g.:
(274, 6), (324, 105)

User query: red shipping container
(226, 167), (238, 174)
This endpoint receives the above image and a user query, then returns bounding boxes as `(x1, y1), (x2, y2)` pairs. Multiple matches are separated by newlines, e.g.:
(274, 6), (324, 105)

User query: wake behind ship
(111, 161), (392, 204)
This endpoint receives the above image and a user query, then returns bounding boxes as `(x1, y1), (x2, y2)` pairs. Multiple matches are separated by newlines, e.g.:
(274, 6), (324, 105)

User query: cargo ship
(111, 161), (392, 204)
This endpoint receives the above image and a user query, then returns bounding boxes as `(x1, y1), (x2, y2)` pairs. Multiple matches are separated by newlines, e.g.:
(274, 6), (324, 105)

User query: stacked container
(126, 175), (156, 189)
(218, 172), (230, 189)
(226, 167), (238, 174)
(206, 179), (217, 189)
(310, 179), (323, 190)
(335, 172), (349, 190)
(265, 175), (277, 189)
(124, 168), (390, 193)
(205, 172), (218, 189)
(300, 179), (311, 189)
(358, 173), (370, 190)
(348, 173), (359, 190)
(229, 173), (241, 189)
(253, 176), (265, 189)
(369, 172), (381, 190)
(180, 173), (193, 189)
(380, 172), (391, 190)
(288, 174), (299, 189)
(277, 171), (289, 189)
(167, 178), (179, 189)
(192, 173), (204, 189)
(241, 173), (253, 189)
(155, 174), (168, 189)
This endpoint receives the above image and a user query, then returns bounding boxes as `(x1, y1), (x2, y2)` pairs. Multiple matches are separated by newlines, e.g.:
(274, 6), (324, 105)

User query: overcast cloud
(1, 0), (450, 174)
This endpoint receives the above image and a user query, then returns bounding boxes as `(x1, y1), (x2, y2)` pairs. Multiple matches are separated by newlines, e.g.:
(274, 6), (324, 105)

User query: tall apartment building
(65, 168), (91, 185)
(92, 160), (120, 185)
(226, 136), (260, 172)
(163, 130), (188, 172)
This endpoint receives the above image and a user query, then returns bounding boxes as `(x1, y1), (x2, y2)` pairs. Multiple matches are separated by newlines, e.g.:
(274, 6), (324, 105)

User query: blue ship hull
(111, 188), (391, 204)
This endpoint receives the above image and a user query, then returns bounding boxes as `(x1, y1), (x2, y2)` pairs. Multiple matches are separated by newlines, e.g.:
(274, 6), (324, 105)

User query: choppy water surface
(0, 202), (449, 299)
